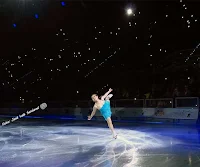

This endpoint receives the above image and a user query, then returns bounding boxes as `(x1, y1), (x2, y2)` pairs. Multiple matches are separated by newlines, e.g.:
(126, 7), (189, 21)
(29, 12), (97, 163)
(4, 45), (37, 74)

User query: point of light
(13, 24), (17, 28)
(61, 1), (66, 6)
(126, 8), (133, 15)
(34, 14), (39, 19)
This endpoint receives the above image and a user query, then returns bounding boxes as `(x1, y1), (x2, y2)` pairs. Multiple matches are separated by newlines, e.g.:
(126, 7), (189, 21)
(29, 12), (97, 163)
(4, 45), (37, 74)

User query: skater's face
(91, 94), (99, 102)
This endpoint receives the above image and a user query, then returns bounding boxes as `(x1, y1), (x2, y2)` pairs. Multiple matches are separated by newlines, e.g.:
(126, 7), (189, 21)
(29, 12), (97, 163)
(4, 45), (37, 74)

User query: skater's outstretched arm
(88, 106), (97, 120)
(105, 94), (113, 101)
(101, 88), (113, 100)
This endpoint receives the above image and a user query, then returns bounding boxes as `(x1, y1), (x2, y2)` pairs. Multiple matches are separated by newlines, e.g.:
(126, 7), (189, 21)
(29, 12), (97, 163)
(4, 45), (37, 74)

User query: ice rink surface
(0, 121), (200, 167)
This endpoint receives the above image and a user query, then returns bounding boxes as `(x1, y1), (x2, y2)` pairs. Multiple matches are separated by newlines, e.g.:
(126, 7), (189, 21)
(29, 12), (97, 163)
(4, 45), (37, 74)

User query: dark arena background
(0, 0), (200, 167)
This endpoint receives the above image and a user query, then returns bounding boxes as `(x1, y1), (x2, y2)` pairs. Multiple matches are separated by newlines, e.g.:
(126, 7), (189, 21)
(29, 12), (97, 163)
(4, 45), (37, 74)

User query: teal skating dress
(99, 100), (112, 120)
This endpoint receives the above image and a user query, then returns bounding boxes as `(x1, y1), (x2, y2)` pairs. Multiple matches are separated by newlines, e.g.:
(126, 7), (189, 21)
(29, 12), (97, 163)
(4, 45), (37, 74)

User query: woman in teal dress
(88, 88), (117, 139)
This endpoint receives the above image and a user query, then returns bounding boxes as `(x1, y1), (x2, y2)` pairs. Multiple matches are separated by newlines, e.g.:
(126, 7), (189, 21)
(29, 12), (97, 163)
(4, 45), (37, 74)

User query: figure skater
(88, 88), (117, 139)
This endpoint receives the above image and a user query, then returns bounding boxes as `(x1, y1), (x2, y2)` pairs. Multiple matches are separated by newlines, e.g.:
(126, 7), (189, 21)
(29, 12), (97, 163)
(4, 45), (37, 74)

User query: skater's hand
(88, 116), (92, 120)
(109, 88), (113, 92)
